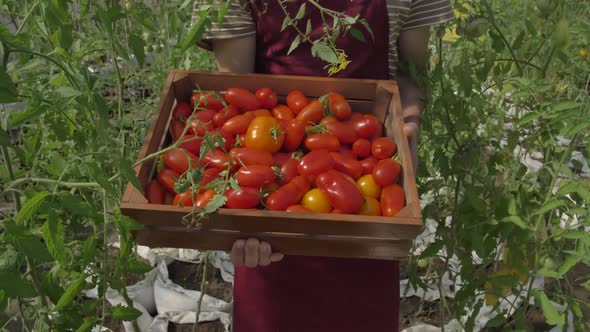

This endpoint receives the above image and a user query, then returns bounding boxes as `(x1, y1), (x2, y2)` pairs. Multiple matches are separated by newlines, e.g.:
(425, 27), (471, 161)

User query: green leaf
(559, 231), (589, 240)
(295, 3), (306, 20)
(229, 177), (241, 192)
(0, 272), (37, 297)
(54, 274), (86, 311)
(305, 19), (312, 36)
(59, 193), (95, 217)
(420, 239), (445, 259)
(82, 235), (98, 264)
(111, 304), (143, 321)
(218, 1), (231, 24)
(533, 289), (565, 326)
(41, 214), (66, 265)
(501, 216), (528, 229)
(117, 158), (142, 193)
(311, 41), (338, 64)
(531, 199), (565, 216)
(128, 258), (153, 274)
(0, 290), (6, 312)
(42, 272), (65, 305)
(359, 18), (374, 41)
(128, 33), (145, 67)
(17, 191), (52, 225)
(77, 318), (98, 332)
(205, 193), (227, 213)
(350, 28), (366, 42)
(33, 317), (51, 331)
(287, 35), (301, 55)
(557, 255), (581, 276)
(0, 245), (20, 272)
(180, 10), (210, 51)
(281, 16), (291, 32)
(581, 279), (590, 291)
(0, 129), (11, 147)
(0, 67), (19, 104)
(59, 24), (73, 49)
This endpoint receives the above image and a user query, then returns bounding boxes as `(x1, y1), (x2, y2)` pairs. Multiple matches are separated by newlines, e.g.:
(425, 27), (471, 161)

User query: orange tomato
(245, 116), (285, 153)
(358, 196), (381, 216)
(356, 174), (381, 199)
(301, 188), (332, 213)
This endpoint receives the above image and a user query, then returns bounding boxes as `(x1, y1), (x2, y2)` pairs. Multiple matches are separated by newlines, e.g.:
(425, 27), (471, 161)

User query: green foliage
(412, 0), (590, 329)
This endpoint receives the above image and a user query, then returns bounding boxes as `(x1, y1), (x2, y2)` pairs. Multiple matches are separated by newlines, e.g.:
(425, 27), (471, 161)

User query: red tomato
(324, 121), (357, 144)
(360, 156), (378, 175)
(352, 139), (372, 158)
(157, 168), (180, 193)
(329, 152), (363, 180)
(273, 152), (291, 166)
(195, 189), (216, 208)
(347, 112), (364, 123)
(169, 120), (186, 141)
(245, 116), (285, 153)
(331, 209), (344, 214)
(296, 101), (325, 125)
(372, 158), (401, 187)
(189, 119), (215, 137)
(164, 149), (200, 174)
(229, 147), (274, 166)
(177, 135), (202, 155)
(215, 129), (235, 152)
(246, 109), (272, 118)
(353, 114), (381, 139)
(191, 92), (224, 111)
(212, 104), (239, 128)
(173, 189), (198, 207)
(316, 170), (364, 214)
(286, 90), (309, 114)
(224, 87), (261, 111)
(236, 165), (276, 187)
(278, 158), (299, 185)
(255, 88), (278, 108)
(381, 184), (405, 217)
(265, 175), (311, 211)
(172, 102), (192, 121)
(286, 205), (312, 212)
(193, 109), (216, 123)
(283, 120), (306, 152)
(225, 187), (261, 209)
(304, 133), (340, 152)
(372, 137), (397, 159)
(272, 105), (295, 121)
(144, 180), (164, 204)
(164, 192), (175, 205)
(328, 93), (352, 120)
(220, 112), (256, 135)
(298, 150), (334, 177)
(198, 168), (222, 191)
(320, 115), (339, 126)
(339, 145), (354, 159)
(202, 148), (232, 170)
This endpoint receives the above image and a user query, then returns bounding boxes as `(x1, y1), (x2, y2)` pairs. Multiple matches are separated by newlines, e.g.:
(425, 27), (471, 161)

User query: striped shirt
(192, 0), (454, 78)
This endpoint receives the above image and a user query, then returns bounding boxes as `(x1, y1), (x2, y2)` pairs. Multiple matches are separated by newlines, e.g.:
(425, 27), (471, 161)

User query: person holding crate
(193, 0), (453, 331)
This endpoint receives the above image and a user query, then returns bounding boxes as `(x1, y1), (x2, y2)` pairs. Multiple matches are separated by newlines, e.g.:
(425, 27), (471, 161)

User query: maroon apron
(233, 1), (400, 331)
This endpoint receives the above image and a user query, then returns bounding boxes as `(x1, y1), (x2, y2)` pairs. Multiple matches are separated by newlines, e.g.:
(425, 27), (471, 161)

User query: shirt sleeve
(192, 0), (256, 49)
(402, 0), (455, 30)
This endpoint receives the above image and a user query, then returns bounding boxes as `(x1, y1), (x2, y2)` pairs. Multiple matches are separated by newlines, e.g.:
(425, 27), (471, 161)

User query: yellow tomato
(358, 196), (381, 216)
(301, 188), (332, 213)
(356, 174), (381, 199)
(245, 116), (285, 153)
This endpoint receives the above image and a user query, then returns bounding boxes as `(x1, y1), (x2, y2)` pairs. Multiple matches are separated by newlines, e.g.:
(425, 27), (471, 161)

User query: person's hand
(230, 238), (284, 268)
(403, 114), (420, 172)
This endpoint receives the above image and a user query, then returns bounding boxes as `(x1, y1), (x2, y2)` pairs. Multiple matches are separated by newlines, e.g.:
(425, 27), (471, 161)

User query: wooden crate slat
(134, 226), (413, 260)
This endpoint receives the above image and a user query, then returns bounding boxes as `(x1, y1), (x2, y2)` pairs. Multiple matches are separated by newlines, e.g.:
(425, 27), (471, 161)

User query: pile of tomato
(143, 86), (405, 217)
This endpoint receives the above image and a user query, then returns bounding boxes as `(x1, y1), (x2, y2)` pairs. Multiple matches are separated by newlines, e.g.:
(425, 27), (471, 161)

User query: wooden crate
(120, 70), (422, 261)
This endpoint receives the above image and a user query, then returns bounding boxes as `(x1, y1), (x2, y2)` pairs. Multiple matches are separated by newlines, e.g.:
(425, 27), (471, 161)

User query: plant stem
(10, 49), (80, 89)
(193, 251), (210, 332)
(17, 299), (32, 332)
(534, 133), (579, 233)
(98, 190), (109, 332)
(120, 287), (141, 332)
(1, 42), (9, 70)
(1, 144), (21, 211)
(15, 0), (42, 35)
(9, 177), (100, 189)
